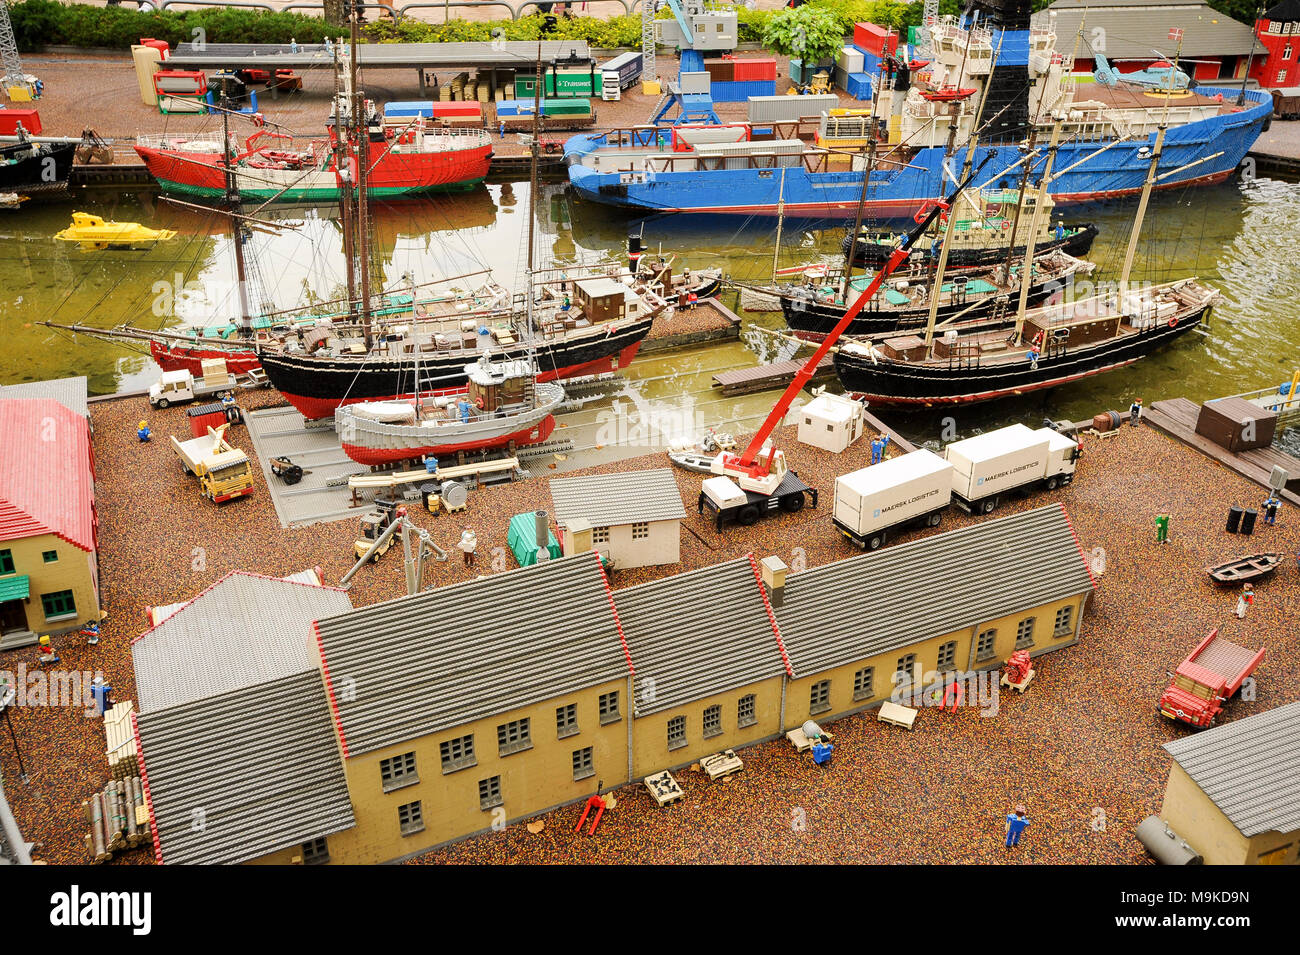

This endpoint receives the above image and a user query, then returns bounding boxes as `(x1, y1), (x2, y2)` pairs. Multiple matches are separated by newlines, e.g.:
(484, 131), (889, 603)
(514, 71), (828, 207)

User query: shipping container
(710, 79), (777, 102)
(833, 449), (954, 550)
(854, 22), (898, 57)
(680, 71), (711, 95)
(838, 45), (865, 75)
(846, 72), (875, 101)
(672, 124), (749, 150)
(789, 58), (804, 84)
(600, 51), (644, 90)
(747, 93), (839, 124)
(0, 108), (42, 136)
(733, 56), (777, 82)
(704, 57), (735, 83)
(944, 424), (1058, 512)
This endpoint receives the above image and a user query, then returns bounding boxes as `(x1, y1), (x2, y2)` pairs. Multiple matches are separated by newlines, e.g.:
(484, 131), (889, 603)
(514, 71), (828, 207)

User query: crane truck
(698, 157), (992, 528)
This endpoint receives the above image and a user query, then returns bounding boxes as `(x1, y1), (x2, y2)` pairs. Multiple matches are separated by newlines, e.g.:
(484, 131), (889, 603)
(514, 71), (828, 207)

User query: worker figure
(458, 529), (478, 568)
(424, 455), (439, 475)
(79, 621), (100, 646)
(870, 437), (884, 465)
(90, 677), (113, 717)
(881, 433), (890, 456)
(1005, 805), (1030, 848)
(1027, 346), (1040, 371)
(137, 420), (152, 442)
(1263, 495), (1280, 525)
(499, 120), (506, 138)
(37, 635), (59, 665)
(1155, 514), (1170, 545)
(1055, 221), (1066, 240)
(686, 291), (698, 310)
(561, 295), (571, 311)
(1236, 582), (1253, 619)
(1129, 398), (1143, 427)
(811, 736), (833, 767)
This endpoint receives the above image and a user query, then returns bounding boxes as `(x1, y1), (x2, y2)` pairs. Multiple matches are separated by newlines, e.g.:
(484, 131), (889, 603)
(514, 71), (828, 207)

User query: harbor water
(4, 174), (1298, 457)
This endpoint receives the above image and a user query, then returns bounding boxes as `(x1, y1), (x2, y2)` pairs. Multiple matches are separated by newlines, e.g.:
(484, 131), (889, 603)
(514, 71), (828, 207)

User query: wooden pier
(712, 354), (836, 397)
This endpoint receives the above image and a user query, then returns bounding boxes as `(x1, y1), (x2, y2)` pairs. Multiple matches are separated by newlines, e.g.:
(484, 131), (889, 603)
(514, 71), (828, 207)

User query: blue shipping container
(496, 102), (521, 116)
(846, 72), (874, 101)
(384, 100), (436, 117)
(710, 80), (777, 103)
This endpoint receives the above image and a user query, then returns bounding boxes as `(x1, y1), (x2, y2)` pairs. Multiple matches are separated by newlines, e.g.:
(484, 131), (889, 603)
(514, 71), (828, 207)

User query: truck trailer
(832, 448), (954, 550)
(1158, 628), (1265, 728)
(944, 424), (1079, 513)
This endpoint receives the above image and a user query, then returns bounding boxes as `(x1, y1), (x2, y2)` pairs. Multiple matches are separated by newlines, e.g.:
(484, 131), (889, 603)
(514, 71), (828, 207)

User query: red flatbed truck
(1158, 628), (1265, 728)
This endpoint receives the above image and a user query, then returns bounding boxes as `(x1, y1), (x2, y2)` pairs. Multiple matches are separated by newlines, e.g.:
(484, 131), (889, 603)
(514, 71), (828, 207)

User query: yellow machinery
(55, 212), (176, 251)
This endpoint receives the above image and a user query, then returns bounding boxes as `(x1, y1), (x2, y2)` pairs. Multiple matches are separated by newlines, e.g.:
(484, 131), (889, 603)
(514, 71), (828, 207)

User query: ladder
(641, 0), (657, 83)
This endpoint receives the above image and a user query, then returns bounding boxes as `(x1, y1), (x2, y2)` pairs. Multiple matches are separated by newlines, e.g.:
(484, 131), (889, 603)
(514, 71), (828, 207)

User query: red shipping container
(429, 102), (481, 117)
(732, 57), (777, 82)
(187, 407), (229, 438)
(853, 22), (898, 57)
(0, 109), (41, 136)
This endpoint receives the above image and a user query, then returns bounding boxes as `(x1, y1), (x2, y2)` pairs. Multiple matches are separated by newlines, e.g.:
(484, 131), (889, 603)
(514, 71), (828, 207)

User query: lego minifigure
(881, 433), (890, 455)
(1026, 346), (1040, 371)
(423, 455), (439, 475)
(1005, 805), (1030, 847)
(686, 291), (698, 310)
(1155, 514), (1170, 544)
(1236, 582), (1253, 619)
(79, 621), (100, 645)
(870, 437), (884, 465)
(811, 736), (834, 767)
(458, 529), (478, 568)
(137, 420), (152, 442)
(1129, 398), (1142, 427)
(90, 676), (113, 716)
(37, 635), (59, 665)
(1263, 495), (1280, 525)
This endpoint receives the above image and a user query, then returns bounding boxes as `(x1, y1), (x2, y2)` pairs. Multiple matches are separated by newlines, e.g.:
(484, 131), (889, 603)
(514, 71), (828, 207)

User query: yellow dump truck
(170, 425), (254, 503)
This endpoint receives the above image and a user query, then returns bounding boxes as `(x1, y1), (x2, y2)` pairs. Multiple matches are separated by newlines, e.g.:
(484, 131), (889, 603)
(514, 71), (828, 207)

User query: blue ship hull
(566, 88), (1271, 218)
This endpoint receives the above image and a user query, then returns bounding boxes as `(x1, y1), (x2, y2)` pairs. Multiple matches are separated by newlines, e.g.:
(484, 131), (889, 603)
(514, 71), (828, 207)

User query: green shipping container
(542, 97), (591, 116)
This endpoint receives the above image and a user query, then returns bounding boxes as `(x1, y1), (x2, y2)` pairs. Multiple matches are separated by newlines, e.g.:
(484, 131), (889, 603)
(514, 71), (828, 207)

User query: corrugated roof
(313, 552), (633, 758)
(0, 377), (88, 418)
(1163, 700), (1300, 837)
(549, 468), (688, 528)
(0, 399), (96, 552)
(135, 670), (355, 865)
(1037, 1), (1258, 58)
(618, 555), (793, 717)
(774, 504), (1096, 676)
(132, 572), (353, 713)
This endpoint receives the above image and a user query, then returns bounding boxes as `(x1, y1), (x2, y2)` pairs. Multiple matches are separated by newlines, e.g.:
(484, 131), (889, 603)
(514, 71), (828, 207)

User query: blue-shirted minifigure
(870, 437), (884, 465)
(90, 676), (113, 717)
(424, 455), (439, 475)
(811, 738), (833, 767)
(1005, 805), (1030, 848)
(1055, 221), (1066, 240)
(137, 420), (152, 442)
(1263, 495), (1280, 525)
(79, 621), (100, 646)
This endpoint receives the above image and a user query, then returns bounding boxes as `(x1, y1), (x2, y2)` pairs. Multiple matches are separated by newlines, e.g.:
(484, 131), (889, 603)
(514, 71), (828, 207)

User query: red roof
(0, 398), (96, 552)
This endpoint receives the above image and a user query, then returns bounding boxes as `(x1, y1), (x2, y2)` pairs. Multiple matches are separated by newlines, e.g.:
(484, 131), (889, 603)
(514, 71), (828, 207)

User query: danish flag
(1168, 27), (1184, 42)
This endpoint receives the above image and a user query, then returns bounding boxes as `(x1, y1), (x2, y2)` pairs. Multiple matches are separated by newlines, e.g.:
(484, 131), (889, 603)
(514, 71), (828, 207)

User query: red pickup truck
(1158, 629), (1265, 728)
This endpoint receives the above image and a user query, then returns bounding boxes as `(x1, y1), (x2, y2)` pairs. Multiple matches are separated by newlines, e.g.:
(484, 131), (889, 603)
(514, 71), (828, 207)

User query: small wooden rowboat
(919, 87), (977, 102)
(1206, 553), (1284, 585)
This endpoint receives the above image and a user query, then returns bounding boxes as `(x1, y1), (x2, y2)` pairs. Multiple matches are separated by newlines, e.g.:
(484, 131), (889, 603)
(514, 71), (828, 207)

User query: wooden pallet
(1001, 669), (1036, 694)
(878, 700), (920, 729)
(786, 726), (834, 751)
(644, 770), (685, 806)
(700, 749), (743, 781)
(105, 701), (137, 779)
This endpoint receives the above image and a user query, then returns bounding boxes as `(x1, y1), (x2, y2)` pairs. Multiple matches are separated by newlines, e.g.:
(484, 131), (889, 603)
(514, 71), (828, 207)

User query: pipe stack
(83, 776), (150, 863)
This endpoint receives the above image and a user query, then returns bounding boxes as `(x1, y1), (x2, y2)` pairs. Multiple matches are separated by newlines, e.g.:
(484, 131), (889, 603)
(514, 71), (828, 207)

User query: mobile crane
(699, 157), (993, 529)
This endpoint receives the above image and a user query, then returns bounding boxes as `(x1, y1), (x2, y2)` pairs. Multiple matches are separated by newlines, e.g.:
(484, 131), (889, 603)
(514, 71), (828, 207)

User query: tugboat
(0, 128), (74, 196)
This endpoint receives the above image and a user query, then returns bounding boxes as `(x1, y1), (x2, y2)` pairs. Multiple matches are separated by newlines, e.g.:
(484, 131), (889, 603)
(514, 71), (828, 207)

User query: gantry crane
(0, 0), (37, 101)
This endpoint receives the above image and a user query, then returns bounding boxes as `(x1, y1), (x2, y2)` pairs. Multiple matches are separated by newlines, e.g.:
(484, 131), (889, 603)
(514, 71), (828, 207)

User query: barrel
(1240, 508), (1258, 535)
(1226, 505), (1243, 533)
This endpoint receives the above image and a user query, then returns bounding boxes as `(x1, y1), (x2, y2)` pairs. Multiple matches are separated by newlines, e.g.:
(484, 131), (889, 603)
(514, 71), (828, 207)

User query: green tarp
(507, 513), (562, 566)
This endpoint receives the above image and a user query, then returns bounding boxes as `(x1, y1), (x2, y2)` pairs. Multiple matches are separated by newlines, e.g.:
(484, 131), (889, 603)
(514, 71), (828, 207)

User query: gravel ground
(2, 393), (1295, 864)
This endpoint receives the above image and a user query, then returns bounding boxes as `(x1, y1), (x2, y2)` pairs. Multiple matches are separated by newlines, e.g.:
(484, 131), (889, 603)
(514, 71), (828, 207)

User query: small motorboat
(0, 193), (25, 210)
(1206, 553), (1284, 585)
(667, 450), (716, 474)
(919, 87), (978, 102)
(55, 212), (177, 250)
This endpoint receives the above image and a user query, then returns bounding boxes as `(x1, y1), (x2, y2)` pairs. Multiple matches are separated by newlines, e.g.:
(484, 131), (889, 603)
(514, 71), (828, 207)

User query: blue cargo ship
(565, 7), (1271, 218)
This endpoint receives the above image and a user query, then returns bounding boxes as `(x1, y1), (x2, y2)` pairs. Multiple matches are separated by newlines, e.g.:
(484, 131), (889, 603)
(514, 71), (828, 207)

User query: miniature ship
(1205, 553), (1284, 585)
(55, 212), (177, 250)
(0, 135), (75, 196)
(335, 357), (565, 467)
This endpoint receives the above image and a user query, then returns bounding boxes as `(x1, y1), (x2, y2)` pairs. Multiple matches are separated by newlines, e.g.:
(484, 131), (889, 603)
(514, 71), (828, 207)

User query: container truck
(832, 448), (954, 550)
(944, 423), (1080, 513)
(1158, 629), (1265, 728)
(171, 425), (254, 503)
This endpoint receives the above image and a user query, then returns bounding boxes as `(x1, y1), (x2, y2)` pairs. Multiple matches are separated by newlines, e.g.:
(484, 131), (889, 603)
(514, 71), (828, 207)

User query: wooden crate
(1195, 398), (1277, 452)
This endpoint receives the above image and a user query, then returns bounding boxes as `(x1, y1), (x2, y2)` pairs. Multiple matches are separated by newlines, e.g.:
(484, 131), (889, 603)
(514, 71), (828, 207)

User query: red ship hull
(341, 415), (557, 467)
(150, 339), (262, 377)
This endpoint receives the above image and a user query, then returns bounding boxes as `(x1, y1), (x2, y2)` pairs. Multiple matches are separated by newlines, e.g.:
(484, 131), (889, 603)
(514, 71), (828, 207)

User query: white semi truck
(944, 424), (1080, 514)
(832, 448), (954, 550)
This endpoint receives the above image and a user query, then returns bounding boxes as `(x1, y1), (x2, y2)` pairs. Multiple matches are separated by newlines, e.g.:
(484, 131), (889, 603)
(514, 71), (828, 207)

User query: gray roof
(136, 670), (355, 865)
(774, 505), (1095, 676)
(0, 376), (88, 418)
(1037, 1), (1258, 59)
(313, 553), (631, 757)
(0, 772), (30, 866)
(618, 556), (793, 717)
(133, 572), (353, 713)
(165, 40), (590, 71)
(549, 468), (688, 529)
(1163, 700), (1300, 837)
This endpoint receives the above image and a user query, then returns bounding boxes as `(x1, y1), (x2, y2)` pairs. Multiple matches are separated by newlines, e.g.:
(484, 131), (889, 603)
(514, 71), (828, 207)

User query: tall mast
(348, 13), (373, 347)
(332, 41), (358, 323)
(220, 102), (254, 337)
(923, 28), (1004, 351)
(840, 37), (890, 301)
(525, 41), (543, 338)
(771, 166), (786, 283)
(1012, 115), (1063, 343)
(1118, 32), (1183, 295)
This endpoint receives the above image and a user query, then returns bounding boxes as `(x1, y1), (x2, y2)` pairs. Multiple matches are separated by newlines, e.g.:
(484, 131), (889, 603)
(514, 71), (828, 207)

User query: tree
(323, 0), (346, 28)
(762, 5), (844, 66)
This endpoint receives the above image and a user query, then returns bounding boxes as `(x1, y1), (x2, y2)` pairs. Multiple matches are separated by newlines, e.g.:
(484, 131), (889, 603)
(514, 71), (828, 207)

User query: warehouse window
(895, 654), (916, 687)
(0, 550), (12, 574)
(439, 734), (476, 774)
(41, 590), (76, 620)
(1016, 617), (1036, 649)
(703, 704), (722, 739)
(631, 522), (650, 540)
(599, 690), (621, 724)
(737, 694), (756, 728)
(398, 800), (424, 837)
(497, 717), (532, 757)
(809, 680), (831, 715)
(479, 776), (503, 811)
(379, 751), (418, 792)
(556, 703), (578, 739)
(853, 667), (875, 701)
(572, 746), (595, 781)
(667, 715), (687, 750)
(976, 629), (997, 662)
(1054, 606), (1074, 637)
(592, 526), (610, 545)
(937, 641), (957, 670)
(42, 550), (58, 564)
(301, 837), (329, 865)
